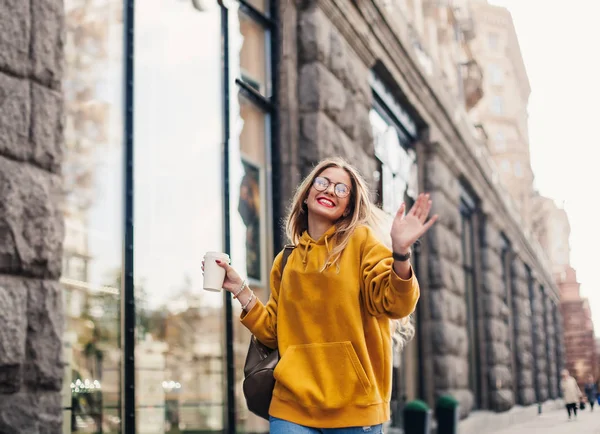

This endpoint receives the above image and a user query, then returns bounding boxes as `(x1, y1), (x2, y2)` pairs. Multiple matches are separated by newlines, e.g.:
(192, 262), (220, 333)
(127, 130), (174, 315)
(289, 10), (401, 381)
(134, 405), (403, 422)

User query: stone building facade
(275, 0), (565, 421)
(0, 0), (65, 431)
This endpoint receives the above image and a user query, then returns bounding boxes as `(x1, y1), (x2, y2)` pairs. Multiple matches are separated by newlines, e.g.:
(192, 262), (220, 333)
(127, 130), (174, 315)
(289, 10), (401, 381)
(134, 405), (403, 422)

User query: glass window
(514, 161), (524, 178)
(488, 33), (499, 51)
(230, 3), (274, 431)
(488, 63), (503, 85)
(501, 160), (510, 173)
(134, 0), (225, 432)
(244, 0), (269, 14)
(526, 266), (540, 402)
(500, 235), (518, 400)
(370, 108), (418, 214)
(461, 192), (481, 409)
(61, 0), (124, 431)
(494, 130), (506, 152)
(239, 10), (271, 96)
(491, 95), (504, 115)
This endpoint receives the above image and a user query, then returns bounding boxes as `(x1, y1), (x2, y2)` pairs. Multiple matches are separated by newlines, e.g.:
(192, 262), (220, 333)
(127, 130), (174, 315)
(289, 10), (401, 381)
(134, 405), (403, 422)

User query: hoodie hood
(297, 225), (337, 266)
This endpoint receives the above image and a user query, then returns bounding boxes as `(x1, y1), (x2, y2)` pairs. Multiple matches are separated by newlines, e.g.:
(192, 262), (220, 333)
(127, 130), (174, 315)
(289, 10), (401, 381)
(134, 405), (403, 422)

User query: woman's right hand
(202, 259), (244, 293)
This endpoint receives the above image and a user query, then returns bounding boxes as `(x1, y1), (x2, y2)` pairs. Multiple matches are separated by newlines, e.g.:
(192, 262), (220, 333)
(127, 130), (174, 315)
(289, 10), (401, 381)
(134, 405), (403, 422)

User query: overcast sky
(489, 0), (600, 332)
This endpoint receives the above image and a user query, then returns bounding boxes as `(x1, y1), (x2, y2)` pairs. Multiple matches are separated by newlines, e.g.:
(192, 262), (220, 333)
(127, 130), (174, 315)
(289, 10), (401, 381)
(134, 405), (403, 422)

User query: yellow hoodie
(240, 225), (420, 428)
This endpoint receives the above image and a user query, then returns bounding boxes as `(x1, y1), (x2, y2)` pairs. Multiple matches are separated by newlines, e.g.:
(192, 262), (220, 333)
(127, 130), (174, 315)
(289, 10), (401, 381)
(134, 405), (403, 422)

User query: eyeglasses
(312, 176), (351, 198)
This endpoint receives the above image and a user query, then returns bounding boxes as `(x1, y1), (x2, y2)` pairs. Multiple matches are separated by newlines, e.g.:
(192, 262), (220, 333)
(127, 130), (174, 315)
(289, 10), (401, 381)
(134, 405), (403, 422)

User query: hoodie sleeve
(239, 250), (283, 349)
(359, 226), (420, 319)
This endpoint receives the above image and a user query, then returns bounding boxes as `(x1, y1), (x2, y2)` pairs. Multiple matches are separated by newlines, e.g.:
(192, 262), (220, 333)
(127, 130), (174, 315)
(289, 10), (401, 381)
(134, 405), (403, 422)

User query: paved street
(492, 406), (600, 434)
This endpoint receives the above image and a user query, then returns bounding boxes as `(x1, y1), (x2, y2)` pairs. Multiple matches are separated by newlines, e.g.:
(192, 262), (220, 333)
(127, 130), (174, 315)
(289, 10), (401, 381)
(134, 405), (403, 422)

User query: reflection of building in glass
(61, 0), (124, 431)
(139, 289), (225, 432)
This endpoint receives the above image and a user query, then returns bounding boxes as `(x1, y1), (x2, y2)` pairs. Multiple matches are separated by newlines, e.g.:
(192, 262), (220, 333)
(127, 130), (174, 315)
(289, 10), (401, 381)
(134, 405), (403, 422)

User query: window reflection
(245, 0), (269, 14)
(61, 0), (124, 432)
(229, 2), (273, 432)
(134, 0), (224, 432)
(370, 108), (418, 213)
(239, 160), (262, 281)
(239, 11), (270, 96)
(461, 195), (481, 409)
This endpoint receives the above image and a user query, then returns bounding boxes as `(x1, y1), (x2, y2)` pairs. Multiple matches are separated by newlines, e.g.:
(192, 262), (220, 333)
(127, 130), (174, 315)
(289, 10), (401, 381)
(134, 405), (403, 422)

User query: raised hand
(390, 193), (438, 253)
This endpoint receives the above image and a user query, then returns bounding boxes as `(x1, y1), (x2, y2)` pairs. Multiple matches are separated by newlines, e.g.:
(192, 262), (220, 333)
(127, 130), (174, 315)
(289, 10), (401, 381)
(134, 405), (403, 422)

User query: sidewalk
(491, 406), (600, 434)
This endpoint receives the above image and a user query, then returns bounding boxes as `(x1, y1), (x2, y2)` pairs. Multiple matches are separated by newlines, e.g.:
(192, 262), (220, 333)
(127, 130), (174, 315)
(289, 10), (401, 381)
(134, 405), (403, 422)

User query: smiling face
(305, 166), (352, 225)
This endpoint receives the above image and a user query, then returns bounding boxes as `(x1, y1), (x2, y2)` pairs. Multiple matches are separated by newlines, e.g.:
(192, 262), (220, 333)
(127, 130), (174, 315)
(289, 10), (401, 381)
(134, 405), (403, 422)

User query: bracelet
(241, 291), (255, 311)
(233, 279), (248, 299)
(393, 250), (411, 262)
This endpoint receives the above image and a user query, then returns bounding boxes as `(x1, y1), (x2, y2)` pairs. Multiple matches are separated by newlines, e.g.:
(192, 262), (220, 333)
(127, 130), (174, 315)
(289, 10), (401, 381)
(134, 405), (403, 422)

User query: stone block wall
(481, 220), (514, 411)
(423, 154), (473, 416)
(296, 3), (376, 182)
(510, 259), (535, 405)
(0, 0), (65, 432)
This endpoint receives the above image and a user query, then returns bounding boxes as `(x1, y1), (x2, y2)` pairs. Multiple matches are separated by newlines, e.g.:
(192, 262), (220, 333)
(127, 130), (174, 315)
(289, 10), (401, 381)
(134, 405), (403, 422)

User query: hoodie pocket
(273, 341), (376, 409)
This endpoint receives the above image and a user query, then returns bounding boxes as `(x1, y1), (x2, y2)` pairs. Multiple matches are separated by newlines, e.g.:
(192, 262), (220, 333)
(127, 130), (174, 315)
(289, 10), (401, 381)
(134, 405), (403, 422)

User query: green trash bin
(436, 394), (460, 434)
(403, 399), (432, 434)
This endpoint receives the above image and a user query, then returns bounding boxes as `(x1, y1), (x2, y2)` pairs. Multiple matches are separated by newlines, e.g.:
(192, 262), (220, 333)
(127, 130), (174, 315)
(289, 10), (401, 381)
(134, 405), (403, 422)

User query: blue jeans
(269, 416), (383, 433)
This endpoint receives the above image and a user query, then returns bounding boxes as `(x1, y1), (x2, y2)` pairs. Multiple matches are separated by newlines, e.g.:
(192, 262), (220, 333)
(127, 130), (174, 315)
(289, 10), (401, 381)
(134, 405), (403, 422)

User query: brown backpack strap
(280, 244), (295, 273)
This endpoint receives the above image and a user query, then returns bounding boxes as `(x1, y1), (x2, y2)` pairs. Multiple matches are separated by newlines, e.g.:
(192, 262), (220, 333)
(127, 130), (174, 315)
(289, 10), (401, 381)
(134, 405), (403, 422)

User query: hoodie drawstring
(299, 230), (336, 270)
(302, 239), (310, 264)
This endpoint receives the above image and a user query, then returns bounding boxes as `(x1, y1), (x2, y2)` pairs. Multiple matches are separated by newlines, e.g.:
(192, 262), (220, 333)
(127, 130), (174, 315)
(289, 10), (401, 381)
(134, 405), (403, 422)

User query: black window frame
(120, 0), (279, 431)
(526, 265), (539, 403)
(553, 303), (563, 398)
(500, 233), (522, 405)
(541, 285), (555, 398)
(460, 187), (482, 409)
(221, 1), (279, 432)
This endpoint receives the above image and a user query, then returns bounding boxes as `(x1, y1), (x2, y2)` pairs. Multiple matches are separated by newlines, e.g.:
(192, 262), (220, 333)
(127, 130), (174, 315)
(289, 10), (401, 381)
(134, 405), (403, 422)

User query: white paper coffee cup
(203, 252), (230, 292)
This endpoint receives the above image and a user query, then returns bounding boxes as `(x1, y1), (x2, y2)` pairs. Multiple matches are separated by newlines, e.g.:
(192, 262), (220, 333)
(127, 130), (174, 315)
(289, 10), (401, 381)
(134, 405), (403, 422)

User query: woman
(561, 369), (582, 420)
(212, 158), (437, 432)
(584, 374), (597, 411)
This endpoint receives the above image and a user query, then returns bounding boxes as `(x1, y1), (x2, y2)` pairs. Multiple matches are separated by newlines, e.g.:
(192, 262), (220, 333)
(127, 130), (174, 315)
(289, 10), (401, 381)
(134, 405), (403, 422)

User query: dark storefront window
(461, 189), (481, 409)
(526, 265), (539, 402)
(500, 234), (518, 401)
(541, 285), (555, 398)
(61, 0), (124, 431)
(369, 73), (420, 428)
(553, 304), (563, 398)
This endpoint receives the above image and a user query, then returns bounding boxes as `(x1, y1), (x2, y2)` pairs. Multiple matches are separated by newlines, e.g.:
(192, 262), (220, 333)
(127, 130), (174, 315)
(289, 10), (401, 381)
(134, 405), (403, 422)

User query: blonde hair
(284, 158), (415, 349)
(285, 157), (375, 270)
